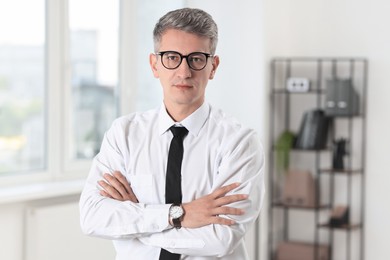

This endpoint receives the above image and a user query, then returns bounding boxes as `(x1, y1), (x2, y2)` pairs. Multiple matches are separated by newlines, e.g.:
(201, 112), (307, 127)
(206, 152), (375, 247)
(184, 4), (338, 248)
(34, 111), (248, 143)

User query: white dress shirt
(79, 102), (265, 260)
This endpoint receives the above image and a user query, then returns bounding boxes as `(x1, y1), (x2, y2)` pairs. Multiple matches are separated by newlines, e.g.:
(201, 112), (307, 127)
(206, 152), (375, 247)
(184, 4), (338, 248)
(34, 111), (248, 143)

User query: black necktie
(159, 126), (188, 260)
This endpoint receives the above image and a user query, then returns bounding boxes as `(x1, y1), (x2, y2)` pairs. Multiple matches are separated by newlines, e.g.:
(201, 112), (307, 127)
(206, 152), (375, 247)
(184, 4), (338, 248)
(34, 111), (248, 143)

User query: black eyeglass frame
(156, 51), (213, 71)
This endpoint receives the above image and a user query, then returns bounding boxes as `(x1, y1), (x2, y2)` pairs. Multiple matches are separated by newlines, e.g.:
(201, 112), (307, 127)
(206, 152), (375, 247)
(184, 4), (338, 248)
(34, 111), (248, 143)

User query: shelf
(268, 57), (367, 260)
(291, 147), (332, 152)
(332, 114), (365, 118)
(276, 240), (330, 248)
(318, 223), (362, 230)
(272, 201), (331, 210)
(320, 168), (363, 175)
(272, 57), (367, 62)
(271, 89), (325, 94)
(271, 145), (332, 152)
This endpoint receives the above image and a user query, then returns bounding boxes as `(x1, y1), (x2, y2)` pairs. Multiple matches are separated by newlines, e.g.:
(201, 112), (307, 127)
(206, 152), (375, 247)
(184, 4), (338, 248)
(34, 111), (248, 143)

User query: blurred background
(0, 0), (389, 259)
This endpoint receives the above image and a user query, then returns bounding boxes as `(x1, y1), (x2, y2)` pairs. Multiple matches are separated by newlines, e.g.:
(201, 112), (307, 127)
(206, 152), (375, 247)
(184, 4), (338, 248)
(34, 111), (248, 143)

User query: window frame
(0, 0), (138, 186)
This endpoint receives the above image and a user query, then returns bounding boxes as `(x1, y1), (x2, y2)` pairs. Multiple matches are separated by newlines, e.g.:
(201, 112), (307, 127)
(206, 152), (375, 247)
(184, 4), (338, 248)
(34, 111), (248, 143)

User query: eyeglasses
(156, 51), (213, 71)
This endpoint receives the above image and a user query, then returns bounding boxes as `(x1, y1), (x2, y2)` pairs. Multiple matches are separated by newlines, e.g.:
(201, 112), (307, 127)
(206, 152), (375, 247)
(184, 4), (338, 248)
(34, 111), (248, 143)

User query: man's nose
(176, 58), (192, 78)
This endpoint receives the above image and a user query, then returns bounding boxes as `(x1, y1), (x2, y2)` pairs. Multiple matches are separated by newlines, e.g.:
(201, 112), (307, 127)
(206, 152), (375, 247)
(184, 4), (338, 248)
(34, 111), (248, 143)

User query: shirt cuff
(142, 203), (172, 232)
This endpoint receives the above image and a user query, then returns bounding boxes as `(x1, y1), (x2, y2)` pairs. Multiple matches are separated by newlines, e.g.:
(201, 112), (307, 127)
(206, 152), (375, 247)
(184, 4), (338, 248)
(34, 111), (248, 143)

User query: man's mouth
(174, 84), (192, 90)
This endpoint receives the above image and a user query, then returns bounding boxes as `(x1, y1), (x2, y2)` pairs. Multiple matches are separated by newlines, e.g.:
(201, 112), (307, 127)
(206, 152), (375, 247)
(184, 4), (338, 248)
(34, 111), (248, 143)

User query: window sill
(0, 179), (85, 205)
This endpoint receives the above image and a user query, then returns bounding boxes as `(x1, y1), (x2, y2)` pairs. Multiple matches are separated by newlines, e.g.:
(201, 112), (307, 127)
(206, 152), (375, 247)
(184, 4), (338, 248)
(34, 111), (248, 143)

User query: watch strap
(172, 216), (182, 229)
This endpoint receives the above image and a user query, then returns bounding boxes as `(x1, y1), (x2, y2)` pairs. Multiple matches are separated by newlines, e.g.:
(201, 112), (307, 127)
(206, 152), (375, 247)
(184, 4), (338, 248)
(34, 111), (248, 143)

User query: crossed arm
(98, 171), (248, 228)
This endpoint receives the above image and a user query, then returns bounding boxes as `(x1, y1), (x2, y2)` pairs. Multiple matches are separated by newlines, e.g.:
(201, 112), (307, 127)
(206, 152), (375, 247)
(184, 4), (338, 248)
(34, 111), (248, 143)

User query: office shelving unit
(268, 57), (368, 260)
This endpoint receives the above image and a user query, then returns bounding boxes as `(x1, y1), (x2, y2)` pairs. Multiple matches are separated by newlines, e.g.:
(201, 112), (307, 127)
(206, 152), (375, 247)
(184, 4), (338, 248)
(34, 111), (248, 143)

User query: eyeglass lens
(161, 52), (209, 70)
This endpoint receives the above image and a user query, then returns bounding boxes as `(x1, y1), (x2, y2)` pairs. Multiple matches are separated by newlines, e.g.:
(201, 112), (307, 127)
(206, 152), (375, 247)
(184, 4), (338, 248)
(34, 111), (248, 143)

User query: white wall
(25, 198), (115, 260)
(0, 195), (115, 260)
(263, 0), (390, 259)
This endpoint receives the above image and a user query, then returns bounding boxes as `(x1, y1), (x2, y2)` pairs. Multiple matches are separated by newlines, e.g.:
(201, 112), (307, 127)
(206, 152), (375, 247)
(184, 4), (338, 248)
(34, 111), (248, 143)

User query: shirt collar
(158, 102), (210, 137)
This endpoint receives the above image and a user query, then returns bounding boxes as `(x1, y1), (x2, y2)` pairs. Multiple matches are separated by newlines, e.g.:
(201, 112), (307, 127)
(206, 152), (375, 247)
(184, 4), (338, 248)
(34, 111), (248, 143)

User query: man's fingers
(210, 182), (240, 199)
(99, 172), (139, 202)
(212, 206), (245, 216)
(113, 171), (132, 194)
(214, 194), (248, 207)
(103, 173), (129, 198)
(99, 189), (113, 199)
(127, 188), (139, 203)
(210, 216), (236, 226)
(98, 180), (121, 198)
(111, 172), (139, 202)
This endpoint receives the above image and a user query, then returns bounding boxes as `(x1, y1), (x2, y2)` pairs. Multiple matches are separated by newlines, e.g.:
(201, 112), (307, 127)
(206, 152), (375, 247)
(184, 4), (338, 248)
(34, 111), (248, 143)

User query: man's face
(150, 29), (219, 112)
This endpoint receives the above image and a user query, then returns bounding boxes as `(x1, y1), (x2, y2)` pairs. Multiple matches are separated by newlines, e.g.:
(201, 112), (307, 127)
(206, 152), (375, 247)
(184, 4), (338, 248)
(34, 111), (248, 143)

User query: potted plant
(275, 130), (295, 175)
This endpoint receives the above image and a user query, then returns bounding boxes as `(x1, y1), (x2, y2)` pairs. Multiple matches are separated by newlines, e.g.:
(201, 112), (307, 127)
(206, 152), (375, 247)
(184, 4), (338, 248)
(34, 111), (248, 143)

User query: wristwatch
(169, 203), (185, 229)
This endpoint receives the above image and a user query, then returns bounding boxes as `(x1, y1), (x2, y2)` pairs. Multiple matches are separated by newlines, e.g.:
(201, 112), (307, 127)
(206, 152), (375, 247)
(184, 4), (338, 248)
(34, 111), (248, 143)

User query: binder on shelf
(294, 109), (330, 150)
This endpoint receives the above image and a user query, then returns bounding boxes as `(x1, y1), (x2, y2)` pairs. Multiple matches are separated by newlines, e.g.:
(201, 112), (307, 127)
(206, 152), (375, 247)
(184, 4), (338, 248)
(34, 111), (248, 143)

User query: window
(0, 0), (171, 183)
(68, 0), (120, 160)
(0, 0), (46, 175)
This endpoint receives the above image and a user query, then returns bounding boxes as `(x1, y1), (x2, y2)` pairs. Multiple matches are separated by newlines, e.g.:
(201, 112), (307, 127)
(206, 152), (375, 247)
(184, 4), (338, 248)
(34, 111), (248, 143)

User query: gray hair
(153, 8), (218, 54)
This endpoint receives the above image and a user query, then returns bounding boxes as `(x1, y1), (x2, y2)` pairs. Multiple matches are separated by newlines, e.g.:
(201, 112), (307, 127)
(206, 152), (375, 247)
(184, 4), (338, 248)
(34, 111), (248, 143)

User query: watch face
(170, 205), (184, 219)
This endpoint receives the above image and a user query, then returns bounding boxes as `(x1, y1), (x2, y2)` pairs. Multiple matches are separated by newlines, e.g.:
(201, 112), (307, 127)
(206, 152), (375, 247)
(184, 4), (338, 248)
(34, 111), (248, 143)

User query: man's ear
(209, 55), (220, 80)
(149, 53), (159, 78)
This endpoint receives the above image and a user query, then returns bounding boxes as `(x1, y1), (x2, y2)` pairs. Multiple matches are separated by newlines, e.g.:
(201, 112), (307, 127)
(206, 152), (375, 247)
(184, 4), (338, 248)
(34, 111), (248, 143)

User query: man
(79, 8), (265, 260)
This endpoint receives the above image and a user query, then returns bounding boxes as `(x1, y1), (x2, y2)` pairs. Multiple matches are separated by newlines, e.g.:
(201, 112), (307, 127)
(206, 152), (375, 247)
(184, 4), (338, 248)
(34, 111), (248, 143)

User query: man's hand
(181, 182), (247, 228)
(98, 171), (138, 202)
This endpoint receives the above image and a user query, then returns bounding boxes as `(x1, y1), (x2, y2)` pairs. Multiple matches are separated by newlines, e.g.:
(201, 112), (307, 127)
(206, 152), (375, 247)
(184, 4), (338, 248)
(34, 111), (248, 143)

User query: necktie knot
(170, 126), (188, 138)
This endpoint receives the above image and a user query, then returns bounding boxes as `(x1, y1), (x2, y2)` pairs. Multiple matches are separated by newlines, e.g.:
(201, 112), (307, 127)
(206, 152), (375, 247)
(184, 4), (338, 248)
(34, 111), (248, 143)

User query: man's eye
(190, 56), (204, 63)
(166, 55), (179, 61)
